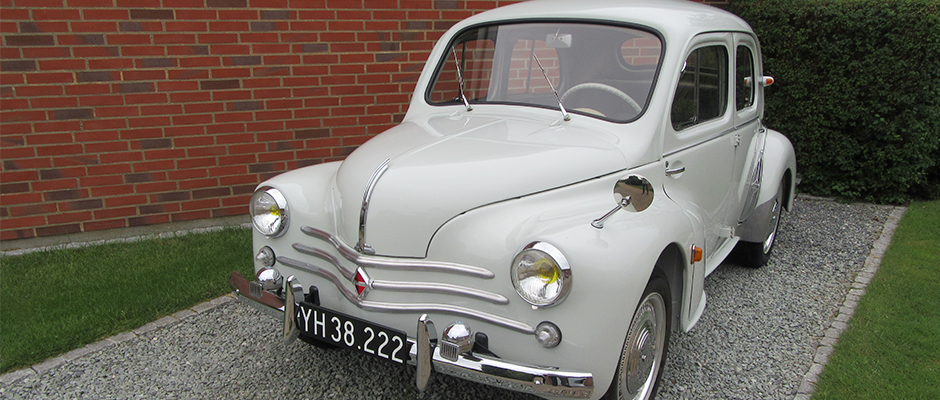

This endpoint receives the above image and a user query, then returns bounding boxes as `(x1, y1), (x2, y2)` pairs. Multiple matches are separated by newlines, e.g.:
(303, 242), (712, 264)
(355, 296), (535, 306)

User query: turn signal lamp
(691, 245), (703, 264)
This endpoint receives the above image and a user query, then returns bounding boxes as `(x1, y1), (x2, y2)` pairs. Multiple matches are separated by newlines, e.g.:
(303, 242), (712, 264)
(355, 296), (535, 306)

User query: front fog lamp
(255, 246), (276, 267)
(250, 187), (289, 237)
(511, 242), (572, 308)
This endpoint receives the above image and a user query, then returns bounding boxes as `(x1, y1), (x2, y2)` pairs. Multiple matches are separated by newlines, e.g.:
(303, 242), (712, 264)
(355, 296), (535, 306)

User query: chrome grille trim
(301, 226), (495, 279)
(371, 280), (510, 305)
(278, 256), (534, 334)
(292, 243), (356, 281)
(291, 244), (508, 304)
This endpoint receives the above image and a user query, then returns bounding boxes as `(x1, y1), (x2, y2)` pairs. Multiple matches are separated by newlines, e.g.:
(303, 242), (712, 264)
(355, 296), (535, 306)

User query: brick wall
(0, 0), (727, 242)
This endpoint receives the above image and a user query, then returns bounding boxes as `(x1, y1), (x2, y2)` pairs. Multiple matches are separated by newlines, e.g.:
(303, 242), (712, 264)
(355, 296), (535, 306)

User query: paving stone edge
(791, 205), (907, 400)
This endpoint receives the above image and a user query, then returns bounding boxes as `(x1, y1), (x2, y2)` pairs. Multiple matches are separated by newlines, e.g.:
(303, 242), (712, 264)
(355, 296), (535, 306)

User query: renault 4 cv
(230, 0), (797, 399)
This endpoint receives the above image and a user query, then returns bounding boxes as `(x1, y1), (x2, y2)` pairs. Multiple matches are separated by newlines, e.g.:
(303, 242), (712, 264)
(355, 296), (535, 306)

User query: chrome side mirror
(614, 175), (654, 213)
(592, 175), (654, 229)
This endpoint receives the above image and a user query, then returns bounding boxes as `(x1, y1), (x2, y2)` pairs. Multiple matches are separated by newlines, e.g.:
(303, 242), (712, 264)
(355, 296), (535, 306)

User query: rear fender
(737, 129), (796, 243)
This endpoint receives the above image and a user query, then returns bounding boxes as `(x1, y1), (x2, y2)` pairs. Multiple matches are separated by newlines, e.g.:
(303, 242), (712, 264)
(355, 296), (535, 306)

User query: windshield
(427, 22), (662, 123)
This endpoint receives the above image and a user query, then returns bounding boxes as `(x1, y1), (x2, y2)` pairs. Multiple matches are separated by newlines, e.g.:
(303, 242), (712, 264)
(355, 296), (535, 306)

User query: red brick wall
(0, 0), (727, 242)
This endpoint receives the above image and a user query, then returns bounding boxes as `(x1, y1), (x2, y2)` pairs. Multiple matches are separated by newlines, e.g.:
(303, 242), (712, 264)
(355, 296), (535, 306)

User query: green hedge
(731, 0), (940, 203)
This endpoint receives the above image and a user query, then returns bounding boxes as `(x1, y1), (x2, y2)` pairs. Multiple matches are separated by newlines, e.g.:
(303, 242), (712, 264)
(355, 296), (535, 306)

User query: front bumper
(229, 271), (594, 398)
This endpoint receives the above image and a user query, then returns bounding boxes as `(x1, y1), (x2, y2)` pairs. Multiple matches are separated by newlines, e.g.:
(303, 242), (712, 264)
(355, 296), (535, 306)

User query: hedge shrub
(731, 0), (940, 203)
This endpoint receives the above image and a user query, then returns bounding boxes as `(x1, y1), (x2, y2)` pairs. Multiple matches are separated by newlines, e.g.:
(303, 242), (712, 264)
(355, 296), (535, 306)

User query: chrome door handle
(665, 167), (686, 176)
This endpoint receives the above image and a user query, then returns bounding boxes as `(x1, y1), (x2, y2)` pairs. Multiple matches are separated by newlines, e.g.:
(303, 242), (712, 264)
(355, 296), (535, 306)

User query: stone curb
(793, 205), (907, 399)
(0, 294), (236, 386)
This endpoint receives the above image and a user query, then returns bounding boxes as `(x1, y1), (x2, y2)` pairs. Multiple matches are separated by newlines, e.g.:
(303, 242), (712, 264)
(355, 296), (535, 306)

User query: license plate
(296, 302), (410, 364)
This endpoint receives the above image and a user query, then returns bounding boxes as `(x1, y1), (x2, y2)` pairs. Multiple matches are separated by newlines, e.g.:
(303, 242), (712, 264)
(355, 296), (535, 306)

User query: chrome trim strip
(357, 158), (390, 255)
(301, 226), (495, 279)
(371, 280), (510, 305)
(292, 243), (356, 281)
(277, 256), (534, 334)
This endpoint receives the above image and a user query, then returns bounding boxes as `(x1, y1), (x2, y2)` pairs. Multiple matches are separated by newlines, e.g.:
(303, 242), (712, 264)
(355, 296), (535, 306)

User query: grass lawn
(812, 200), (940, 399)
(0, 228), (254, 374)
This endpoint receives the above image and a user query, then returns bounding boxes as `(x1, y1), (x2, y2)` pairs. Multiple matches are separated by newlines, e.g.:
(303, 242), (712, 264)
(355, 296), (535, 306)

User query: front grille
(274, 225), (535, 335)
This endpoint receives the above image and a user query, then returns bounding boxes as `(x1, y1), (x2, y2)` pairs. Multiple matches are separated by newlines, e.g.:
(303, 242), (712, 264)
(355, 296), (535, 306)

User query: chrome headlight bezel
(250, 187), (289, 237)
(510, 241), (572, 308)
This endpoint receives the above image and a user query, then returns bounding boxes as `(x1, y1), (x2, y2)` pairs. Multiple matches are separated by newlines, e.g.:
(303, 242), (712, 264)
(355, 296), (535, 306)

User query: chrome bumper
(229, 271), (594, 398)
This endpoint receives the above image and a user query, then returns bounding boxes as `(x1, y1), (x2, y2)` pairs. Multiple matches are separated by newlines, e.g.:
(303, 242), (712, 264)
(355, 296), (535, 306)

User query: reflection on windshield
(427, 22), (662, 123)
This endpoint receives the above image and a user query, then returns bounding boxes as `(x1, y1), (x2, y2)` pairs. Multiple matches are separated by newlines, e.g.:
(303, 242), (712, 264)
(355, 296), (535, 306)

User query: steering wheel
(560, 83), (643, 114)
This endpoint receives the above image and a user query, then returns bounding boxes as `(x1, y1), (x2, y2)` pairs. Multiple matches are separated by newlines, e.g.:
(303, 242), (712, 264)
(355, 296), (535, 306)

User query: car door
(662, 33), (736, 268)
(730, 33), (766, 226)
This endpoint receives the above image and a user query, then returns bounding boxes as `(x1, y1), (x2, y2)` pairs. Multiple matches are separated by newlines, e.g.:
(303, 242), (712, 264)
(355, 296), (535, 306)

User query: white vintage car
(230, 0), (797, 399)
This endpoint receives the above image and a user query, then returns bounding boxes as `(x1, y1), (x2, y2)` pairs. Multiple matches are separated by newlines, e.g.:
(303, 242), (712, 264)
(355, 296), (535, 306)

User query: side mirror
(592, 175), (654, 229)
(614, 175), (654, 213)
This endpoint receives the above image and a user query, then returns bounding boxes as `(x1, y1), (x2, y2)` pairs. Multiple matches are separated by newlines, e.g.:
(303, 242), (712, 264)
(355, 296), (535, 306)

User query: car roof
(452, 0), (753, 40)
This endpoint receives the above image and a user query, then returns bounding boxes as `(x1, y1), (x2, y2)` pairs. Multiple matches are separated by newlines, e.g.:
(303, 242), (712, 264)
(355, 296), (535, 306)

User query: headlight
(250, 187), (289, 237)
(511, 242), (572, 308)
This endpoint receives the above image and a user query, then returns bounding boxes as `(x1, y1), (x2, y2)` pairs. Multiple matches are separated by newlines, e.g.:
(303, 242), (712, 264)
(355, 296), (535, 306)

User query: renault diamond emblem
(355, 267), (371, 299)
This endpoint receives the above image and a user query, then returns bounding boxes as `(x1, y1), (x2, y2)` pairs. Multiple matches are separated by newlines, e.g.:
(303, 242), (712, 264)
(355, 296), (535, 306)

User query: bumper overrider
(230, 271), (594, 398)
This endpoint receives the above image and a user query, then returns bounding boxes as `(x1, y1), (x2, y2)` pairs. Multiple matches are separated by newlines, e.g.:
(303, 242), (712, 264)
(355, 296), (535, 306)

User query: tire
(735, 179), (785, 268)
(603, 276), (671, 400)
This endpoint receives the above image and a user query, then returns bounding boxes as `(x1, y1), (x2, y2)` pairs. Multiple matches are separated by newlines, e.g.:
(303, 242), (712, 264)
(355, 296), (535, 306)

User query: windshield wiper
(532, 52), (570, 121)
(451, 46), (472, 112)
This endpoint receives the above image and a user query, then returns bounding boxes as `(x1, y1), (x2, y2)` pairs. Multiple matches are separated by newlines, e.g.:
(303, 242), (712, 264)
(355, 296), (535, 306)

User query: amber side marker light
(690, 245), (704, 264)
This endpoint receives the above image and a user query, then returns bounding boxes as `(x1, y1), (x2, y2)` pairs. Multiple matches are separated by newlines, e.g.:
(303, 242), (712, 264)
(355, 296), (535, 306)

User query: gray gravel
(0, 196), (895, 400)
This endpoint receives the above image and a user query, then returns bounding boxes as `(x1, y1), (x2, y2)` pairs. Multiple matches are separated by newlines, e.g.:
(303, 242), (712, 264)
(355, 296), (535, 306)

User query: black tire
(734, 179), (785, 268)
(602, 276), (671, 400)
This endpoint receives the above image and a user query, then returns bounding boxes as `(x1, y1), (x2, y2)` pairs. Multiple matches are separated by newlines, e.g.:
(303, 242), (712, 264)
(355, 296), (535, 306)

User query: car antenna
(532, 52), (570, 121)
(451, 46), (473, 112)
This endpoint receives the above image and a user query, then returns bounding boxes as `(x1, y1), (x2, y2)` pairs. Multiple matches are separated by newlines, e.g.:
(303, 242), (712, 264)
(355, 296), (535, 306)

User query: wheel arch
(652, 243), (685, 331)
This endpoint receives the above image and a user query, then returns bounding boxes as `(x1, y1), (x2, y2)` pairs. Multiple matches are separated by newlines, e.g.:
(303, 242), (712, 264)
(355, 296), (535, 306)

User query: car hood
(332, 113), (627, 258)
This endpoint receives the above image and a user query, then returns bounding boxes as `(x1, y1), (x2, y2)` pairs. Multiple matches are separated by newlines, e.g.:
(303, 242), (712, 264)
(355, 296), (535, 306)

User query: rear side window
(736, 45), (755, 111)
(671, 45), (728, 130)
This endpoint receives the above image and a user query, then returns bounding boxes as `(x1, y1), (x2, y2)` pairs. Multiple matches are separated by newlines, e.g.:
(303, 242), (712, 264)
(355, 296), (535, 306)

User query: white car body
(231, 1), (797, 399)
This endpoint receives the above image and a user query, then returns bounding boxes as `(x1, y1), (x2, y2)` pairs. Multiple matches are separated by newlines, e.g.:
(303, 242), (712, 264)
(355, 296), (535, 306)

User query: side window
(671, 45), (728, 131)
(736, 45), (755, 111)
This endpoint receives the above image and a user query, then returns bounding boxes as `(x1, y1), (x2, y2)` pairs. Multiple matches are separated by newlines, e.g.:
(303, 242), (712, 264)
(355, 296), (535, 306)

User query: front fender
(426, 166), (696, 396)
(251, 161), (342, 272)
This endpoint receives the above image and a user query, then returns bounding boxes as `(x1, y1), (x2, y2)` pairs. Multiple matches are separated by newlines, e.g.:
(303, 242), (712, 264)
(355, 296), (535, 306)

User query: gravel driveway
(0, 196), (897, 399)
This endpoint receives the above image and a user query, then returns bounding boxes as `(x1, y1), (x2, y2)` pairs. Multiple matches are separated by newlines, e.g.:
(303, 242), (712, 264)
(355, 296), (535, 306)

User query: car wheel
(735, 178), (785, 268)
(603, 276), (671, 400)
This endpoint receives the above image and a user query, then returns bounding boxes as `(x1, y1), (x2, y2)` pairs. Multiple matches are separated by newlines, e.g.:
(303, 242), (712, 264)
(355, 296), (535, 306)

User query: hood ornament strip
(357, 158), (390, 255)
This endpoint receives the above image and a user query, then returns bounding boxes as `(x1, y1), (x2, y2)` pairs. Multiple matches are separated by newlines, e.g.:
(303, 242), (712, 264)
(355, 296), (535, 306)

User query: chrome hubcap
(621, 292), (666, 400)
(762, 187), (784, 254)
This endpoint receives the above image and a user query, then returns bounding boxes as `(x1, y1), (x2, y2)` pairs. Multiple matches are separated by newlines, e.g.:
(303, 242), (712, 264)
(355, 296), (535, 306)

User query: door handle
(666, 166), (686, 176)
